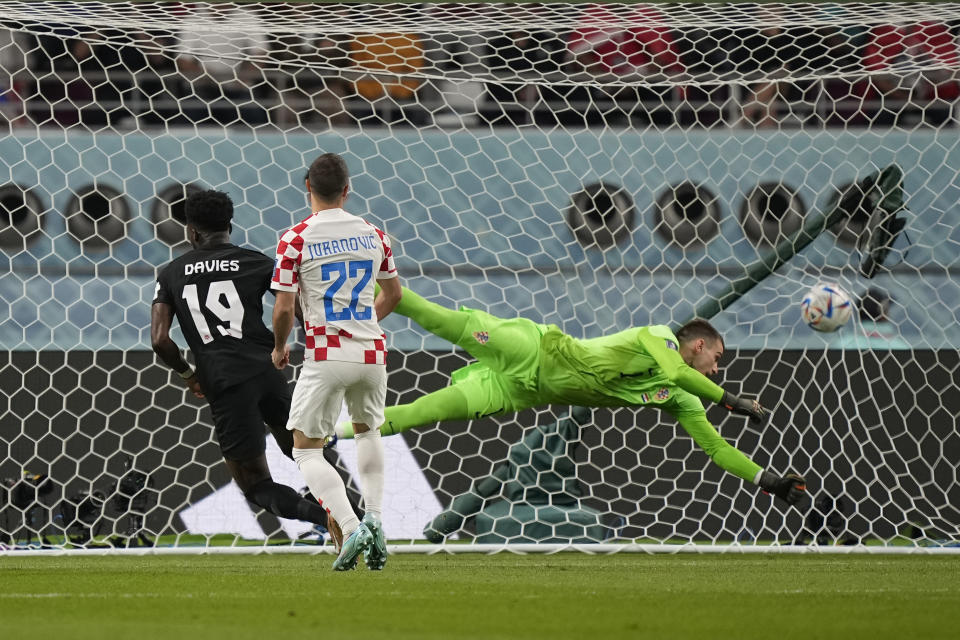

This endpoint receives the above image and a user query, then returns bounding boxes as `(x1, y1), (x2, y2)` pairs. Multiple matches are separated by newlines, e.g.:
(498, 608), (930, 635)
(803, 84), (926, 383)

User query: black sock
(244, 479), (328, 528)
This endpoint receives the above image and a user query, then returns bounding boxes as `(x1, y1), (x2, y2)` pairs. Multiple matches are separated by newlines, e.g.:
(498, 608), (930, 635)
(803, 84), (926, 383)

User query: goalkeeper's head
(676, 319), (724, 376)
(184, 189), (234, 247)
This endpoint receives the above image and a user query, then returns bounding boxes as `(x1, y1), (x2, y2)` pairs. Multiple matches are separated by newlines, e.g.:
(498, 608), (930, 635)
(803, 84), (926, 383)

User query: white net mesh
(1, 2), (959, 552)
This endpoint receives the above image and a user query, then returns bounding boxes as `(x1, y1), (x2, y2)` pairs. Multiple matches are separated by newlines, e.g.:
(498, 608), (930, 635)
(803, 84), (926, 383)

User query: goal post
(1, 1), (959, 554)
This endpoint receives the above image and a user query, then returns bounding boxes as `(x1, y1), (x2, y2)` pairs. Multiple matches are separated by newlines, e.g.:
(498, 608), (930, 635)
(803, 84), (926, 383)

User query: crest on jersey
(665, 339), (678, 351)
(656, 387), (670, 400)
(473, 331), (489, 344)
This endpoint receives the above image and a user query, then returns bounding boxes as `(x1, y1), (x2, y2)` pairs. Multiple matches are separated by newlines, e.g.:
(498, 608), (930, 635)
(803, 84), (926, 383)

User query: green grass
(3, 554), (959, 640)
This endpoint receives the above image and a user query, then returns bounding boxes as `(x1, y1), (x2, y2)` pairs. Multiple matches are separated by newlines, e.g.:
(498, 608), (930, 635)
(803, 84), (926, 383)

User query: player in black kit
(151, 189), (355, 545)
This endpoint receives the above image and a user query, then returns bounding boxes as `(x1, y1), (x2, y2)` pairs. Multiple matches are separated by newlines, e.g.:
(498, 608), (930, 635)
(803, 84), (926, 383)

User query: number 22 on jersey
(321, 259), (373, 321)
(182, 280), (244, 344)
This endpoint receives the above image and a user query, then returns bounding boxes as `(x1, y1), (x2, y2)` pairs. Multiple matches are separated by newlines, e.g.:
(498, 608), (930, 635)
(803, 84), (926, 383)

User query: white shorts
(287, 360), (387, 439)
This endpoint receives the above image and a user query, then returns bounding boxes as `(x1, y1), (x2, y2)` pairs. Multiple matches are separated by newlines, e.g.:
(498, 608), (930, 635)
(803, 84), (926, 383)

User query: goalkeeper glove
(759, 471), (807, 506)
(720, 391), (767, 423)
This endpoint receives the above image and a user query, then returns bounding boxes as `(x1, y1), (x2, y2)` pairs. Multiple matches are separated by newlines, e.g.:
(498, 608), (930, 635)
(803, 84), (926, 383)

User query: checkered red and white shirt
(272, 208), (397, 364)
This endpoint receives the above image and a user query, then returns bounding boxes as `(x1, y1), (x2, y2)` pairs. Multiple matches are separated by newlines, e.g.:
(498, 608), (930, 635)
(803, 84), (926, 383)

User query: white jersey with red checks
(272, 207), (397, 364)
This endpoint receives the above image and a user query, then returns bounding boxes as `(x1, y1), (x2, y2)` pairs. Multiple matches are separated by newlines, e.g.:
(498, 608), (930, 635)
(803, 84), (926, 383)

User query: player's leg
(262, 386), (350, 551)
(382, 384), (472, 437)
(261, 375), (363, 522)
(288, 361), (371, 570)
(209, 375), (332, 531)
(224, 455), (331, 530)
(343, 362), (388, 569)
(336, 366), (514, 439)
(336, 383), (469, 439)
(389, 285), (543, 376)
(390, 284), (469, 344)
(268, 423), (362, 520)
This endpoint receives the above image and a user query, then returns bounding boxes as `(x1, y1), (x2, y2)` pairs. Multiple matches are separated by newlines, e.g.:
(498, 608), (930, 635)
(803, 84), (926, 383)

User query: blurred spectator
(425, 3), (487, 75)
(567, 3), (684, 77)
(423, 3), (497, 127)
(481, 24), (565, 126)
(349, 31), (426, 125)
(177, 3), (269, 125)
(728, 16), (797, 128)
(0, 24), (29, 126)
(126, 30), (182, 127)
(267, 17), (352, 129)
(46, 30), (132, 128)
(672, 26), (735, 127)
(565, 4), (685, 126)
(854, 21), (959, 126)
(835, 288), (910, 349)
(796, 21), (866, 127)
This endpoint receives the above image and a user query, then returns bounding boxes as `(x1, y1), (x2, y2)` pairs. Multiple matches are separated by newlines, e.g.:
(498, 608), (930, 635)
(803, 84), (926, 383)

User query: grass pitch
(3, 553), (959, 640)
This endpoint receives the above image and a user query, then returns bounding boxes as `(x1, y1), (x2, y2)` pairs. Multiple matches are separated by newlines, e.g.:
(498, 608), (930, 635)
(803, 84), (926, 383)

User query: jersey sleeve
(374, 227), (398, 280)
(670, 409), (763, 482)
(152, 266), (174, 306)
(271, 228), (304, 293)
(638, 325), (724, 404)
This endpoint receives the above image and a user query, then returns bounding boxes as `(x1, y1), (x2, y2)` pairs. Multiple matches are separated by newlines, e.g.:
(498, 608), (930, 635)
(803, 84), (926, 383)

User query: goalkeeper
(336, 286), (806, 506)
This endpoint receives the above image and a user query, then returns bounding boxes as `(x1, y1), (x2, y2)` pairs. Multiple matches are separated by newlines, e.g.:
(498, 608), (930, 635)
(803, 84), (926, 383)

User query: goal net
(2, 1), (958, 554)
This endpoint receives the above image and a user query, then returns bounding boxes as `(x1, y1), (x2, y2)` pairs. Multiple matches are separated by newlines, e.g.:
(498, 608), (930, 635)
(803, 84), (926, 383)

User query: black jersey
(153, 243), (276, 397)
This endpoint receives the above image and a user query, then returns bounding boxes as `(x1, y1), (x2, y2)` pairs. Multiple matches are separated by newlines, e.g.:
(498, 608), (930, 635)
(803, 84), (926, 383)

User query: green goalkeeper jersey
(536, 324), (762, 482)
(537, 324), (724, 407)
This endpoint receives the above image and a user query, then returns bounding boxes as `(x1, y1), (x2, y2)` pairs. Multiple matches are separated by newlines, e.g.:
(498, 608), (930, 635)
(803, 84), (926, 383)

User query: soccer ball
(801, 283), (853, 332)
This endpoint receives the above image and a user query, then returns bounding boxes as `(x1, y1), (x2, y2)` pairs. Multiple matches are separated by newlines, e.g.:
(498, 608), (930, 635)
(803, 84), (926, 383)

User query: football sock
(335, 421), (354, 439)
(354, 429), (384, 517)
(382, 384), (471, 436)
(243, 479), (328, 528)
(293, 447), (360, 535)
(336, 384), (471, 440)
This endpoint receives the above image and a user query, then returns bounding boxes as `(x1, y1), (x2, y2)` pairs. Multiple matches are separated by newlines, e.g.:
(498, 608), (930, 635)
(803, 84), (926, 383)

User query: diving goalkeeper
(335, 286), (807, 506)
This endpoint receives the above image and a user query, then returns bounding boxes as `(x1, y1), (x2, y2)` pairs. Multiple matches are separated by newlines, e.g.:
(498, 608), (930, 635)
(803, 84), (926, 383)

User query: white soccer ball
(801, 283), (853, 332)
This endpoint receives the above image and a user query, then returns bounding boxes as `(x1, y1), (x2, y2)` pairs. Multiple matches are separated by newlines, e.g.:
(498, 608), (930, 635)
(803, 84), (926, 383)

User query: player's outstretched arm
(675, 412), (807, 507)
(150, 302), (203, 398)
(675, 411), (762, 482)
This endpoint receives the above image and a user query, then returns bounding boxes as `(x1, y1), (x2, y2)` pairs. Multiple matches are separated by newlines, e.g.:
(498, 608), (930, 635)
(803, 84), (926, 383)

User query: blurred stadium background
(1, 1), (959, 554)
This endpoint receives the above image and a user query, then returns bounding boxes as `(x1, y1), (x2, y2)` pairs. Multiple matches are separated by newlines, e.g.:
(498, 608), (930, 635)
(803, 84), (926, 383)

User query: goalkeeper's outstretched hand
(759, 471), (807, 506)
(721, 391), (767, 423)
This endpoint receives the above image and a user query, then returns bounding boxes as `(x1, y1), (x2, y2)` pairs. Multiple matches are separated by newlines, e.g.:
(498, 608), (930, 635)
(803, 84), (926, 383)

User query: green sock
(335, 421), (355, 439)
(383, 385), (470, 436)
(335, 385), (471, 440)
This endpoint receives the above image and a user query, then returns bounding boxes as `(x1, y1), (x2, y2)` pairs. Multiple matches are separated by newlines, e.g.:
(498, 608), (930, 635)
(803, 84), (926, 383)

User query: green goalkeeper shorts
(453, 306), (548, 393)
(449, 362), (540, 418)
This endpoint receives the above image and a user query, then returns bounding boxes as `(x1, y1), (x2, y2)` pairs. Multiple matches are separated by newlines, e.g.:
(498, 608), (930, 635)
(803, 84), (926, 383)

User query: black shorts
(207, 369), (291, 461)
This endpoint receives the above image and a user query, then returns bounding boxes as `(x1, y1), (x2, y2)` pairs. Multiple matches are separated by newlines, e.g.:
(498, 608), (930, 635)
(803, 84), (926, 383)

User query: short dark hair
(676, 318), (724, 348)
(185, 189), (233, 233)
(307, 153), (349, 201)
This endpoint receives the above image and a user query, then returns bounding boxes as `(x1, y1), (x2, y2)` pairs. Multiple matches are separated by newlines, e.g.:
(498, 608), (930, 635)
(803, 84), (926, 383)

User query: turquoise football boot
(362, 513), (387, 570)
(332, 522), (372, 571)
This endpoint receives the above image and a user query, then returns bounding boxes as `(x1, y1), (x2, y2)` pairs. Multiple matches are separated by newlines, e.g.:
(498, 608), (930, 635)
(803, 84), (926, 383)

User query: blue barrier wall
(1, 129), (958, 350)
